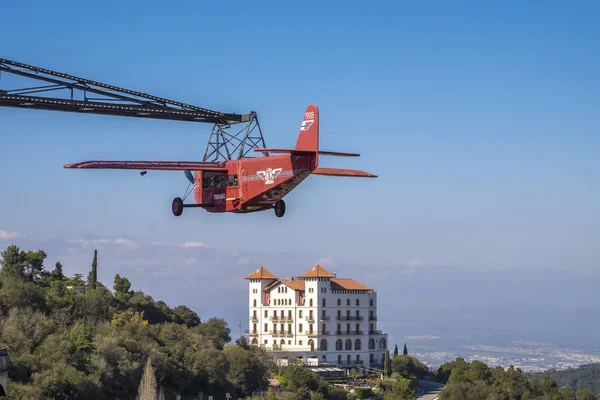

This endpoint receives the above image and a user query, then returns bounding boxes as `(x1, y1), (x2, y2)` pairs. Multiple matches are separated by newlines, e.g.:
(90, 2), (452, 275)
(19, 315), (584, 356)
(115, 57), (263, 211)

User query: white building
(246, 264), (388, 372)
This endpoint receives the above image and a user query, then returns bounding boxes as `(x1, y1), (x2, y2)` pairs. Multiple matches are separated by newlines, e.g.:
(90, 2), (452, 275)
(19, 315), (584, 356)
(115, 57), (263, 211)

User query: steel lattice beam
(0, 58), (249, 124)
(0, 57), (269, 161)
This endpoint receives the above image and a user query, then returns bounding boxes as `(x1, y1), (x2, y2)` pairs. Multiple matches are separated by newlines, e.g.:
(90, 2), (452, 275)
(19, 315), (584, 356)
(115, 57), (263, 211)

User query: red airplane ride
(64, 104), (377, 218)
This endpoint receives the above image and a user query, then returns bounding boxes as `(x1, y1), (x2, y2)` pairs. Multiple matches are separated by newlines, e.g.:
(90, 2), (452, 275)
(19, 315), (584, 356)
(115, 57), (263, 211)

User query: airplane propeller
(184, 170), (194, 184)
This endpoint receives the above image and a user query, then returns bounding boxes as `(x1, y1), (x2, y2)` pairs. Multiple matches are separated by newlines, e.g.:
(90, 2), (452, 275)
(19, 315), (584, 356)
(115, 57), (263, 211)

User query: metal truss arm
(0, 58), (248, 124)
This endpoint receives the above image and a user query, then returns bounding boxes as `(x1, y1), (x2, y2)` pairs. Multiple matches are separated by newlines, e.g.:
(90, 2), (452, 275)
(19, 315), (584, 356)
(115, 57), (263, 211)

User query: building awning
(310, 367), (345, 372)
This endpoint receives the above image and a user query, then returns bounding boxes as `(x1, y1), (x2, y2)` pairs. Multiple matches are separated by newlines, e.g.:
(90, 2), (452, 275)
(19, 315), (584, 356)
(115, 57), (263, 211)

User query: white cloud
(181, 241), (206, 248)
(68, 237), (140, 249)
(0, 230), (25, 240)
(408, 259), (424, 267)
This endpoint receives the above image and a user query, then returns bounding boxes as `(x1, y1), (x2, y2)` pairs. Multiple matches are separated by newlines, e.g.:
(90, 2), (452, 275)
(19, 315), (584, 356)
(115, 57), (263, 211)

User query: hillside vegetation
(0, 245), (272, 399)
(534, 363), (600, 397)
(434, 358), (598, 400)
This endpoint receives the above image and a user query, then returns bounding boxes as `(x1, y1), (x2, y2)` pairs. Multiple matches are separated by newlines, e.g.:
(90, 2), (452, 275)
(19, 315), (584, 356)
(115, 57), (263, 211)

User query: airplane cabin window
(228, 175), (238, 187)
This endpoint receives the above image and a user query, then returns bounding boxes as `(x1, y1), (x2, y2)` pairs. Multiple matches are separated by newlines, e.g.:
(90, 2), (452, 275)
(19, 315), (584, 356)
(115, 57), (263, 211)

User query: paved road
(416, 380), (444, 400)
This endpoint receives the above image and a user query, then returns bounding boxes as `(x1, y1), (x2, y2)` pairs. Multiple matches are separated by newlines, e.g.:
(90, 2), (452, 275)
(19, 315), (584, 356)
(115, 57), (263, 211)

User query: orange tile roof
(263, 279), (306, 292)
(280, 279), (306, 291)
(245, 266), (277, 280)
(330, 278), (373, 291)
(299, 264), (336, 278)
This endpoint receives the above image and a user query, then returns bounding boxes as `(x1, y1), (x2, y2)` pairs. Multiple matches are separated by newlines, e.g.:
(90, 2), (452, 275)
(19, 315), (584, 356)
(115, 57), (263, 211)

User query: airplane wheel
(172, 197), (184, 217)
(274, 199), (286, 218)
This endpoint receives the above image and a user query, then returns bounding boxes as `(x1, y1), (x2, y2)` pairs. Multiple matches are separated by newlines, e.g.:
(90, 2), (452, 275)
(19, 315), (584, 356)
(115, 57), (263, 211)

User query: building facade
(246, 264), (388, 371)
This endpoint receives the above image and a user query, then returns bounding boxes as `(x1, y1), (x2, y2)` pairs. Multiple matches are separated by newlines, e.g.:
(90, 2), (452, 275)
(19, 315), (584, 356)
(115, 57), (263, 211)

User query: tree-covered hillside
(434, 358), (598, 400)
(533, 364), (600, 397)
(0, 245), (273, 399)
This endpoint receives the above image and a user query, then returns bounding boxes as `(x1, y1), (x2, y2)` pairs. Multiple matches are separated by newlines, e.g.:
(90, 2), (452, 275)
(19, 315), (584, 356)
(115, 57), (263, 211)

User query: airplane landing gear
(274, 199), (286, 218)
(172, 197), (184, 217)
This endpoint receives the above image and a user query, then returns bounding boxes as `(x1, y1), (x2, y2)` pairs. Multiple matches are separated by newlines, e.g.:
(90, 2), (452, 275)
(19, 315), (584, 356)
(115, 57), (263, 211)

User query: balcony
(336, 316), (364, 321)
(319, 315), (330, 321)
(335, 330), (363, 335)
(368, 316), (378, 321)
(369, 330), (383, 335)
(249, 316), (258, 322)
(307, 330), (329, 337)
(339, 360), (364, 366)
(304, 316), (315, 323)
(245, 330), (258, 336)
(269, 316), (280, 322)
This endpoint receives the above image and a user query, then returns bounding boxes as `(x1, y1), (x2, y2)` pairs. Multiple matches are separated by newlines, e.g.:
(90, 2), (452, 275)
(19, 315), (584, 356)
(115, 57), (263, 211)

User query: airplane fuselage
(193, 152), (317, 213)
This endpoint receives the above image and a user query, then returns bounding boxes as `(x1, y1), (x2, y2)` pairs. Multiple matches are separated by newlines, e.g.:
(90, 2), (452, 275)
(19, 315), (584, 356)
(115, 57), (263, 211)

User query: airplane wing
(64, 160), (227, 171)
(311, 167), (377, 178)
(254, 148), (360, 157)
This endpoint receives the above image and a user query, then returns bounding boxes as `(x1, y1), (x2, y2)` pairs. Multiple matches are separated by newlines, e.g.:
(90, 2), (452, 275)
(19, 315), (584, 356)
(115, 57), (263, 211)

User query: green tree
(223, 344), (270, 396)
(194, 317), (231, 350)
(394, 343), (399, 357)
(88, 249), (98, 289)
(0, 245), (26, 279)
(52, 261), (64, 280)
(403, 343), (408, 355)
(172, 305), (201, 327)
(576, 389), (595, 400)
(113, 273), (133, 301)
(383, 350), (390, 377)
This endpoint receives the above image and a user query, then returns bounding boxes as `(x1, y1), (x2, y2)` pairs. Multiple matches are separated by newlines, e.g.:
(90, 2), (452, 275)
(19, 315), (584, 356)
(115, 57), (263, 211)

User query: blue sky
(1, 0), (599, 286)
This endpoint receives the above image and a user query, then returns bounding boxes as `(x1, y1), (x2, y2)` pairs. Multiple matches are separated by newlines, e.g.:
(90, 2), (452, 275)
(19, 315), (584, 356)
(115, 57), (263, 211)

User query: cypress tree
(90, 249), (98, 289)
(394, 343), (399, 357)
(136, 356), (158, 400)
(383, 350), (390, 377)
(403, 343), (408, 355)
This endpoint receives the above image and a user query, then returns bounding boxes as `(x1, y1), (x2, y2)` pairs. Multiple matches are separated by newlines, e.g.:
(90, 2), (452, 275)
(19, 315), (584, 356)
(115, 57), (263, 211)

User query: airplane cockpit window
(202, 174), (227, 189)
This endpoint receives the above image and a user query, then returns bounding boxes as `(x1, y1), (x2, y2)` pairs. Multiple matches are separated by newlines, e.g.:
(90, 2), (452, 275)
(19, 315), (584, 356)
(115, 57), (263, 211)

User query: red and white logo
(257, 168), (282, 184)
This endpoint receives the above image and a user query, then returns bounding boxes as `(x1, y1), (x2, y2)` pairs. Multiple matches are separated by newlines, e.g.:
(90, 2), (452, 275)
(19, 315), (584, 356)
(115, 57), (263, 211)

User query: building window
(299, 310), (303, 318)
(320, 339), (328, 351)
(265, 324), (268, 331)
(299, 324), (303, 332)
(253, 299), (257, 307)
(370, 353), (374, 363)
(345, 339), (352, 351)
(370, 299), (374, 306)
(310, 299), (313, 307)
(337, 299), (341, 306)
(380, 338), (386, 349)
(356, 299), (360, 306)
(299, 340), (303, 345)
(322, 298), (326, 307)
(355, 339), (361, 350)
(369, 338), (375, 350)
(338, 355), (342, 364)
(336, 339), (343, 351)
(347, 299), (350, 306)
(253, 310), (257, 317)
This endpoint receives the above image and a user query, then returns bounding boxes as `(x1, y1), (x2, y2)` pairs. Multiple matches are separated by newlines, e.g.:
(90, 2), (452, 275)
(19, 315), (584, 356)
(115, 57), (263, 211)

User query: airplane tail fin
(295, 104), (319, 166)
